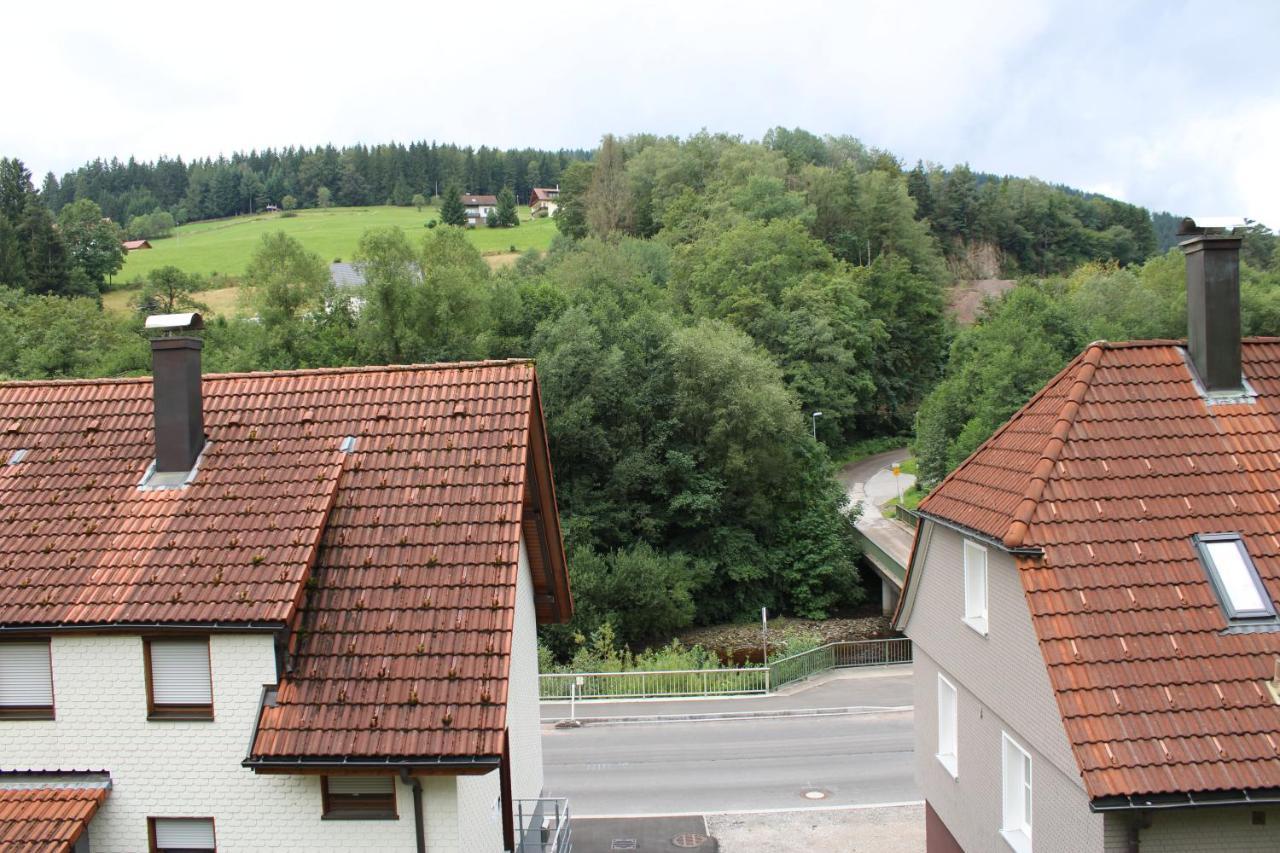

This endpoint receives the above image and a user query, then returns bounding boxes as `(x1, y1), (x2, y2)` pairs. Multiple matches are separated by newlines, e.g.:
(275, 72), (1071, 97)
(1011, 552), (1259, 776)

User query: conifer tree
(439, 185), (467, 227)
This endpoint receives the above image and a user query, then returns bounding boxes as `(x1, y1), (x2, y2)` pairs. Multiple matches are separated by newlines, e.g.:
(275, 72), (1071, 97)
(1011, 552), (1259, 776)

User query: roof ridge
(918, 345), (1098, 523)
(0, 358), (536, 389)
(1001, 343), (1104, 548)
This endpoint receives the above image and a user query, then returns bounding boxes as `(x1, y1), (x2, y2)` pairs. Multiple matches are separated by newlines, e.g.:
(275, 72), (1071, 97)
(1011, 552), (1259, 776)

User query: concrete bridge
(840, 449), (917, 615)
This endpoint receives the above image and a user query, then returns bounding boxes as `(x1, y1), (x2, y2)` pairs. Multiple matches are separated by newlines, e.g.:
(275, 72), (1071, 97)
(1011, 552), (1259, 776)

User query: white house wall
(2, 633), (459, 852)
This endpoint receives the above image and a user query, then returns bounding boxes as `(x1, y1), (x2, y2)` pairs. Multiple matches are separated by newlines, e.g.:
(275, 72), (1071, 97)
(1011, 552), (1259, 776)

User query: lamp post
(811, 411), (823, 440)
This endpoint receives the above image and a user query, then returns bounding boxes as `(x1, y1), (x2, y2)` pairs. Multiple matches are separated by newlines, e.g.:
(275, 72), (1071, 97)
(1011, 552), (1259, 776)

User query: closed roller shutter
(327, 777), (395, 795)
(149, 639), (212, 705)
(0, 641), (53, 707)
(153, 817), (216, 849)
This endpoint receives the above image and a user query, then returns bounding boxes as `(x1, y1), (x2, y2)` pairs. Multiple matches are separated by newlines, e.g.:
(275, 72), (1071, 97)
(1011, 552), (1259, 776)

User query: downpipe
(400, 767), (426, 853)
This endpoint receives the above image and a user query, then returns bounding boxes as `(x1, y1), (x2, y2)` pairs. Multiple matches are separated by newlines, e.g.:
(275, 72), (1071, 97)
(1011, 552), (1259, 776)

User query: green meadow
(115, 205), (557, 283)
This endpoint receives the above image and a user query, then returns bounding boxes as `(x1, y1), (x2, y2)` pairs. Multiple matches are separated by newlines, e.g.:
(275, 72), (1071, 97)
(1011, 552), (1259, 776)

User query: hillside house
(0, 313), (573, 852)
(895, 222), (1280, 852)
(529, 188), (559, 218)
(461, 195), (498, 228)
(121, 240), (151, 252)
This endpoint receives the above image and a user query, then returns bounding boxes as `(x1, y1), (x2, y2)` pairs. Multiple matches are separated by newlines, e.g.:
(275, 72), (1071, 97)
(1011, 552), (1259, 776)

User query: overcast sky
(6, 0), (1278, 225)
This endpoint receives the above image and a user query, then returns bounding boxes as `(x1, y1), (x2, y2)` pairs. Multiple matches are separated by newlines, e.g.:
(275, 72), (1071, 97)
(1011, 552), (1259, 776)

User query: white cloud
(3, 0), (1277, 226)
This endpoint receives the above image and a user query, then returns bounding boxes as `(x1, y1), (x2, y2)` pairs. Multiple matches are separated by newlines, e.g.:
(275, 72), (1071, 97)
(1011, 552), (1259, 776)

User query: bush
(279, 209), (297, 218)
(281, 195), (297, 211)
(426, 220), (437, 229)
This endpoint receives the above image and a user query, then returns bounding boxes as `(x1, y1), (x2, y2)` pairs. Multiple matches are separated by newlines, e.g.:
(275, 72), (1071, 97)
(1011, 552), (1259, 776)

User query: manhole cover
(673, 833), (709, 848)
(803, 789), (828, 800)
(611, 841), (637, 850)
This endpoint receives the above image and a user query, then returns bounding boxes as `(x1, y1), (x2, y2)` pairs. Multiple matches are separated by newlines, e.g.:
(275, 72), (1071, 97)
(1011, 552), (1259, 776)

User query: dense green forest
(36, 141), (591, 230)
(4, 128), (1274, 657)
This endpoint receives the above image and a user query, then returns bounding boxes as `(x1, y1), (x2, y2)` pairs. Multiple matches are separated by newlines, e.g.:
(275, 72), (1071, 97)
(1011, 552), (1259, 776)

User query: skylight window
(1195, 534), (1276, 621)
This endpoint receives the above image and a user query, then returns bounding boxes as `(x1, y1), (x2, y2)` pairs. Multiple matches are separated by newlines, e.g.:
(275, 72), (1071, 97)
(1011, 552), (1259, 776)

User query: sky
(5, 0), (1278, 225)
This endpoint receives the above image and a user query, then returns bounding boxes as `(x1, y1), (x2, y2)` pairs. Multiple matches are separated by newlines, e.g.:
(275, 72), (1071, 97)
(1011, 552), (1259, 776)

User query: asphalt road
(542, 671), (917, 816)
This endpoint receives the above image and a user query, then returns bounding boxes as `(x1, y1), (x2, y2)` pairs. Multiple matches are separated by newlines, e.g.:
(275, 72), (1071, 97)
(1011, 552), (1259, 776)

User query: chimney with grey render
(147, 313), (205, 474)
(1179, 218), (1244, 396)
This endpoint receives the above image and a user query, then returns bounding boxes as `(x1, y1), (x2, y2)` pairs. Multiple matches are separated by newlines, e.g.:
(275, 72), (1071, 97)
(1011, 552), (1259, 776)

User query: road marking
(575, 800), (925, 819)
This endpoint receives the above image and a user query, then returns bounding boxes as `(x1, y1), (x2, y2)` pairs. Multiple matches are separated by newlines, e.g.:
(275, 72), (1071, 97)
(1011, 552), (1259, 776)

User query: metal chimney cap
(145, 312), (204, 332)
(1177, 216), (1249, 236)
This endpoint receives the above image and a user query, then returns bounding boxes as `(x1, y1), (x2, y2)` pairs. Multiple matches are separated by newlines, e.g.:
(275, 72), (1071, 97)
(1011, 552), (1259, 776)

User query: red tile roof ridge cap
(0, 357), (536, 388)
(917, 345), (1097, 533)
(1002, 343), (1104, 549)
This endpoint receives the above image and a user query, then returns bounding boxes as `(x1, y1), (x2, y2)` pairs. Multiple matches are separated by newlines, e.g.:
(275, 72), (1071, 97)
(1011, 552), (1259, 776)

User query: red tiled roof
(531, 188), (558, 202)
(915, 339), (1280, 800)
(0, 359), (571, 764)
(0, 786), (107, 853)
(121, 239), (151, 251)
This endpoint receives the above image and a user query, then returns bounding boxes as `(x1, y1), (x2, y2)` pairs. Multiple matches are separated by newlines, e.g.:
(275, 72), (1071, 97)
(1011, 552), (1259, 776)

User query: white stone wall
(2, 633), (460, 852)
(456, 771), (502, 852)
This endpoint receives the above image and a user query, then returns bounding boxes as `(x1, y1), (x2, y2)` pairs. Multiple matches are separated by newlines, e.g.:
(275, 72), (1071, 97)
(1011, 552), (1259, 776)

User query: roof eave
(1090, 787), (1280, 813)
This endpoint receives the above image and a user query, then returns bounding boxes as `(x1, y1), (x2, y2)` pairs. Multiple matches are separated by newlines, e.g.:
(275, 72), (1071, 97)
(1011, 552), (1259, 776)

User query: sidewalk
(540, 665), (912, 722)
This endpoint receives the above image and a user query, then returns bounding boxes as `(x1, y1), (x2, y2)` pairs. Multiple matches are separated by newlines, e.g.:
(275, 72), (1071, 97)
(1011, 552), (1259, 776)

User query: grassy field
(116, 204), (556, 282)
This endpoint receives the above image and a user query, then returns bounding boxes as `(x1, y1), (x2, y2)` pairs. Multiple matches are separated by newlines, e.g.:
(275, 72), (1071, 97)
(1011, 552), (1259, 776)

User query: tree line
(36, 141), (590, 231)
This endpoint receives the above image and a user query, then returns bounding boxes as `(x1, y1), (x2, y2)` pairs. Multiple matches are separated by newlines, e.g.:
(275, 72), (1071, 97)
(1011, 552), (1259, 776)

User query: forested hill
(37, 142), (592, 225)
(35, 128), (1161, 279)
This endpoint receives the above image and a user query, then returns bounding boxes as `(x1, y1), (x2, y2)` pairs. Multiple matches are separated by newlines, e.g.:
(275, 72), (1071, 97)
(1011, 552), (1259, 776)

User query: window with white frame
(145, 638), (213, 719)
(0, 640), (54, 719)
(963, 540), (988, 634)
(936, 674), (958, 777)
(150, 817), (216, 852)
(1001, 733), (1032, 853)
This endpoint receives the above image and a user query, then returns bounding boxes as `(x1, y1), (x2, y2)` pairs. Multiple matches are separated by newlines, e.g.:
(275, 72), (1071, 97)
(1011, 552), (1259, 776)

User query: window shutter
(149, 639), (212, 705)
(327, 777), (395, 796)
(0, 642), (53, 707)
(153, 817), (215, 848)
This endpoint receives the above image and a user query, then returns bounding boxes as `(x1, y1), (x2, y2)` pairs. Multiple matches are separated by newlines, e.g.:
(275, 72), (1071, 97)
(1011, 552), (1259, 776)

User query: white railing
(514, 798), (571, 853)
(539, 638), (910, 702)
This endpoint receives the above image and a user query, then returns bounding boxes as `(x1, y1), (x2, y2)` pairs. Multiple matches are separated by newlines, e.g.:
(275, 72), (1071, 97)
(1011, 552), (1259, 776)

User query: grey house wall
(903, 520), (1105, 852)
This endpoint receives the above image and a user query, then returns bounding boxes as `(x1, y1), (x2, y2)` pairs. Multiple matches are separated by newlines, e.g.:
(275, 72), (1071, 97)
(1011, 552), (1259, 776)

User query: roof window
(1195, 534), (1277, 621)
(6, 449), (28, 465)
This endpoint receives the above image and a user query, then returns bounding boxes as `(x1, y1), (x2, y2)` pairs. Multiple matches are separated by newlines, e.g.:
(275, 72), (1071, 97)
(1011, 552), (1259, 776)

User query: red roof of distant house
(531, 188), (559, 202)
(908, 339), (1280, 801)
(460, 195), (497, 206)
(0, 786), (107, 853)
(0, 359), (571, 765)
(121, 239), (151, 251)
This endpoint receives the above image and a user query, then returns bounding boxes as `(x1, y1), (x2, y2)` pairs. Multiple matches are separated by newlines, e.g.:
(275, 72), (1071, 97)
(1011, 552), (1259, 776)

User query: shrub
(426, 220), (437, 229)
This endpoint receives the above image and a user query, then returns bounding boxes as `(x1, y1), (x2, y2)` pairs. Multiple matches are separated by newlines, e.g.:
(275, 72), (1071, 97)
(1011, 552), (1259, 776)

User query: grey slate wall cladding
(905, 520), (1106, 852)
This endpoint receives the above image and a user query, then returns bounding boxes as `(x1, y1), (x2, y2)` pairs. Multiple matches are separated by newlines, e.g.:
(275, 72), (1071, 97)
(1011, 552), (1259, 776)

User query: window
(321, 776), (397, 819)
(1001, 733), (1032, 853)
(0, 640), (54, 719)
(144, 638), (212, 719)
(936, 674), (958, 777)
(149, 817), (216, 852)
(1195, 534), (1276, 621)
(963, 540), (988, 634)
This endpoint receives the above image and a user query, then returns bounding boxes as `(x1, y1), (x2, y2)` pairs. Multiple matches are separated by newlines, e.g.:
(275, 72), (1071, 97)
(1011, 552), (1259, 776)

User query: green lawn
(116, 205), (557, 283)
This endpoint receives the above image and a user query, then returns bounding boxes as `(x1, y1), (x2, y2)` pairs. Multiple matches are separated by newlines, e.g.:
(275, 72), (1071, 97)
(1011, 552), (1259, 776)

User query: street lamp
(811, 411), (823, 439)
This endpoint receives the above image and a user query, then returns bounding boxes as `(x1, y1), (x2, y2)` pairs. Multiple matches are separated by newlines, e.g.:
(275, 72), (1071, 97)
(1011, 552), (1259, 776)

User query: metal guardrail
(539, 638), (910, 701)
(768, 638), (912, 690)
(515, 798), (572, 853)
